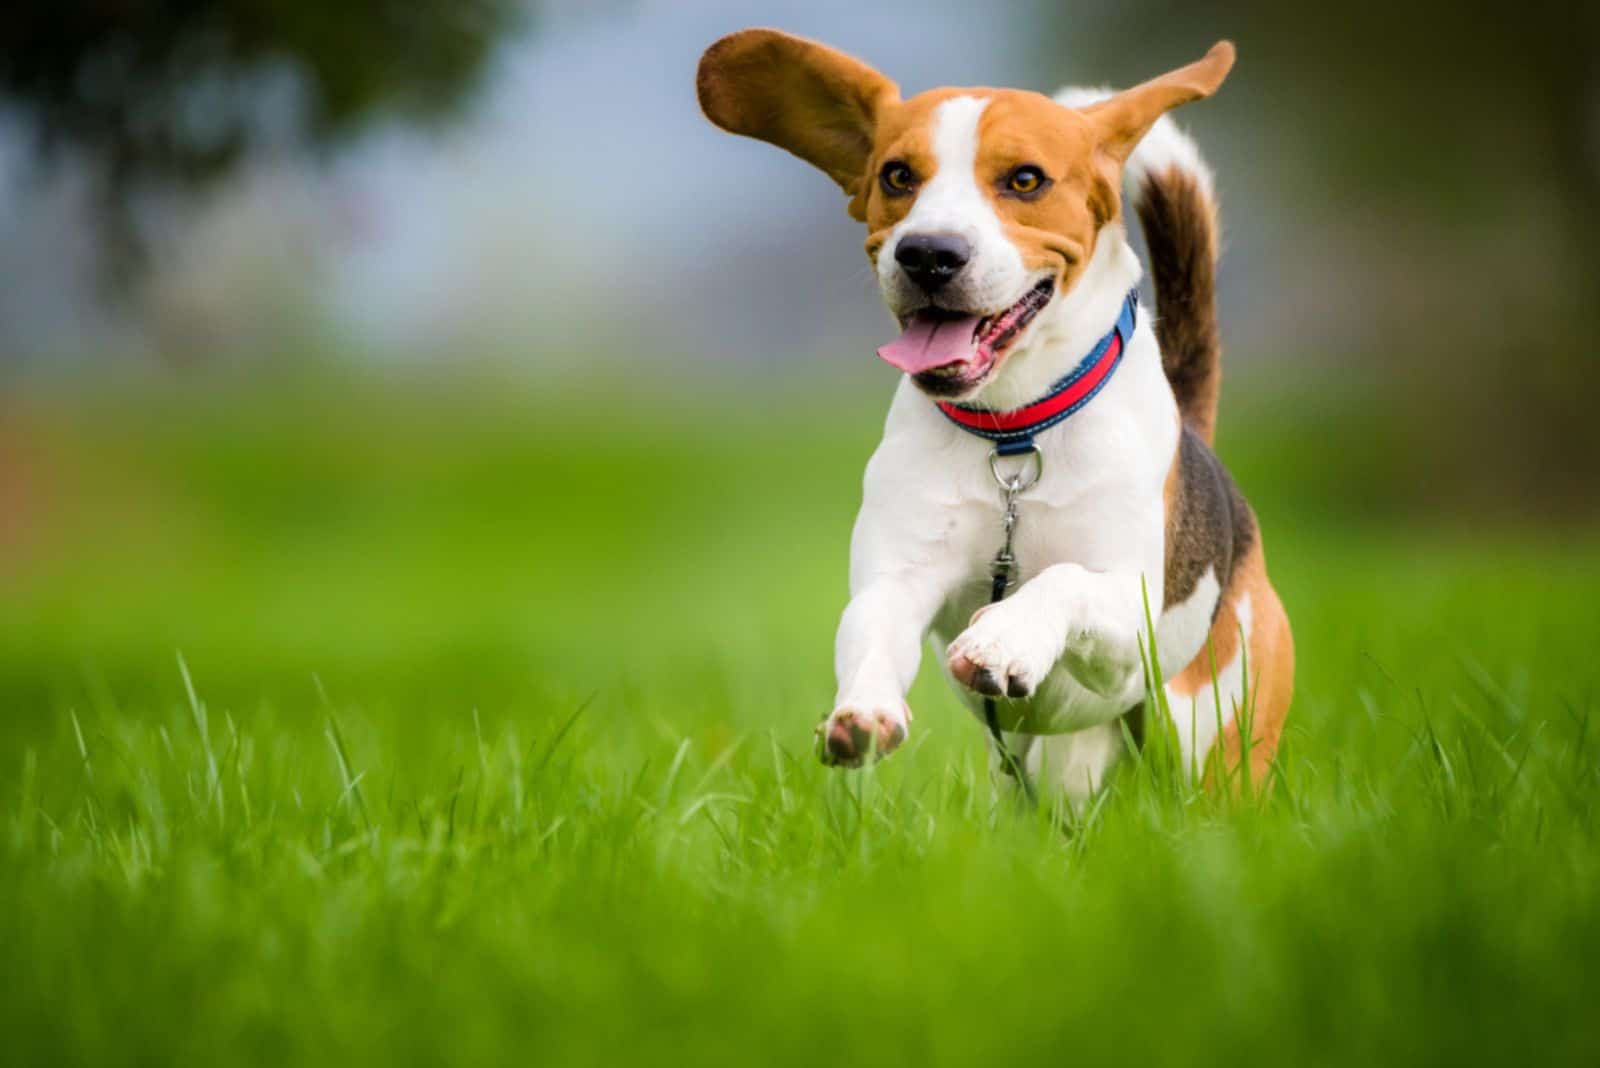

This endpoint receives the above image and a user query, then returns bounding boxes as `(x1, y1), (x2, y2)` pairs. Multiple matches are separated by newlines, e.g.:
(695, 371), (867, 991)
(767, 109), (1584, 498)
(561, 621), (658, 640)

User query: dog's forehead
(878, 88), (1095, 165)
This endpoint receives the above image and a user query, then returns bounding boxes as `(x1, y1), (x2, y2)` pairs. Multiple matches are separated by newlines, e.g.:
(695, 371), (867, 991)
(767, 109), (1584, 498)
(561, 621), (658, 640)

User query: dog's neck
(964, 224), (1145, 413)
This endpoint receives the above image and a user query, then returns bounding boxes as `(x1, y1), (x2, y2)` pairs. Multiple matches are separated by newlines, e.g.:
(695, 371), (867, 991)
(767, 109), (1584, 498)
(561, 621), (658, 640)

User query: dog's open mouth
(876, 277), (1056, 396)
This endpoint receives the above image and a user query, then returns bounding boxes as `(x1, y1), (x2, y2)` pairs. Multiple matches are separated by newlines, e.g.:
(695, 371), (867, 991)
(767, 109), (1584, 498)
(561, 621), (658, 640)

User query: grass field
(3, 369), (1598, 1065)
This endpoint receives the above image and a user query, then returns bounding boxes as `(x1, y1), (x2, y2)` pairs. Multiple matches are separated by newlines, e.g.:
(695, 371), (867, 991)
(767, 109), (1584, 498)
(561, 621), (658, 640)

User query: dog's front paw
(816, 706), (908, 768)
(947, 600), (1060, 700)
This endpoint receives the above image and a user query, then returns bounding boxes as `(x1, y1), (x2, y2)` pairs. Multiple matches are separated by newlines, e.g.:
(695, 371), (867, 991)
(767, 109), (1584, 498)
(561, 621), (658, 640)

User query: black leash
(982, 446), (1040, 805)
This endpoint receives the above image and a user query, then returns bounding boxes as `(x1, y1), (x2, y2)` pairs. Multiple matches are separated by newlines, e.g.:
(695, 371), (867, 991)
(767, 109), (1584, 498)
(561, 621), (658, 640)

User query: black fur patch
(1163, 428), (1255, 614)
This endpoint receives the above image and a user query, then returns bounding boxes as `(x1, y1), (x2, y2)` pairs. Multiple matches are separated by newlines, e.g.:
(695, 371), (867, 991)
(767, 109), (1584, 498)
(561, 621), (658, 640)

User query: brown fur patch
(1137, 168), (1222, 445)
(974, 93), (1105, 276)
(1192, 541), (1295, 793)
(1078, 43), (1235, 167)
(696, 29), (900, 218)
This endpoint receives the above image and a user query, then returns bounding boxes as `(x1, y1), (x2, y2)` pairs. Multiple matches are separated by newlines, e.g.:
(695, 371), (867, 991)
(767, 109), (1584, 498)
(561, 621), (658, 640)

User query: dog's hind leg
(1164, 540), (1294, 792)
(1025, 722), (1125, 805)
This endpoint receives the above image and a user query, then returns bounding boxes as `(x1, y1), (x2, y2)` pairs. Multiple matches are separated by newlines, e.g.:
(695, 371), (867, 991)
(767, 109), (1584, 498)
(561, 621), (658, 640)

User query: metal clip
(988, 443), (1042, 497)
(986, 444), (1039, 598)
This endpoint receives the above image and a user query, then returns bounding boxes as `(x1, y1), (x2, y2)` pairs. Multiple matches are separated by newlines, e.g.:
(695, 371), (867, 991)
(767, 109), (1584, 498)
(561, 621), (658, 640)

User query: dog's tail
(1057, 87), (1225, 444)
(1125, 115), (1224, 445)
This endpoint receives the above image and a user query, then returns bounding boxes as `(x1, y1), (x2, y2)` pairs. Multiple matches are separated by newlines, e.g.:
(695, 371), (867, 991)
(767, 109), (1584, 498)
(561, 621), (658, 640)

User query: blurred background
(4, 0), (1598, 497)
(6, 10), (1600, 1061)
(1, 0), (1598, 713)
(5, 1), (1598, 508)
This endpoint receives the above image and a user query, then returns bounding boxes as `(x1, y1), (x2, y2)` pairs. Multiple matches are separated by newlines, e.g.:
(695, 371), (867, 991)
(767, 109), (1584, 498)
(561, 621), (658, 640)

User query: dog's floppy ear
(697, 28), (899, 221)
(1082, 41), (1235, 165)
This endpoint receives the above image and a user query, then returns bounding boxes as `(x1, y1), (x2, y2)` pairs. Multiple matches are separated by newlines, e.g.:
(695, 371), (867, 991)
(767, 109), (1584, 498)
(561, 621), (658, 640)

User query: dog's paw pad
(948, 651), (982, 690)
(947, 632), (1043, 701)
(817, 708), (906, 768)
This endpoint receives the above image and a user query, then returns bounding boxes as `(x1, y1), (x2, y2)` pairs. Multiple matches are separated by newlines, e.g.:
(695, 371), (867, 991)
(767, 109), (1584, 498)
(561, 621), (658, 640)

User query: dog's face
(698, 30), (1232, 400)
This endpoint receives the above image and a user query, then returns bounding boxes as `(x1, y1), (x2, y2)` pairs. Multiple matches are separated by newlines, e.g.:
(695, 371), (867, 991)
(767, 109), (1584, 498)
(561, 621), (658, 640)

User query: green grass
(3, 369), (1599, 1065)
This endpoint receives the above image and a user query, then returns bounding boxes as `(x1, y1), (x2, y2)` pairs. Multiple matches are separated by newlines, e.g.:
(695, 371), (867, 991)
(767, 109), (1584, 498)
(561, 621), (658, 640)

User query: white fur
(828, 229), (1181, 741)
(824, 87), (1232, 789)
(1004, 575), (1235, 800)
(1050, 86), (1115, 111)
(1156, 566), (1221, 681)
(1029, 722), (1123, 802)
(1165, 593), (1251, 774)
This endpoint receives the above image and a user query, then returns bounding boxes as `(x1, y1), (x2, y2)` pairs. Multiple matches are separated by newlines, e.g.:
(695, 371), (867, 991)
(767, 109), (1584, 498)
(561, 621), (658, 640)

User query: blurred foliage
(1040, 0), (1600, 515)
(0, 364), (1586, 719)
(0, 0), (524, 282)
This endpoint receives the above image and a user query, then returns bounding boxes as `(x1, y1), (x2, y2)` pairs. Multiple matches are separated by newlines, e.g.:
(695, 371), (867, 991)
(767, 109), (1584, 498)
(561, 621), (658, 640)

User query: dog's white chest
(928, 490), (1160, 733)
(859, 336), (1180, 736)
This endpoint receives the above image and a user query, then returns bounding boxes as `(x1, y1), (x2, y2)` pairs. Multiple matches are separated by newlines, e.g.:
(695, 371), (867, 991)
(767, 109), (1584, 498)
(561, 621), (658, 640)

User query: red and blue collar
(937, 289), (1137, 455)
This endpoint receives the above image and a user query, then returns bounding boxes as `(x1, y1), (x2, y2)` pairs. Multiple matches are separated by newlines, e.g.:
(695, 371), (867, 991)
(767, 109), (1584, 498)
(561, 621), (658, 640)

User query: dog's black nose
(894, 233), (971, 291)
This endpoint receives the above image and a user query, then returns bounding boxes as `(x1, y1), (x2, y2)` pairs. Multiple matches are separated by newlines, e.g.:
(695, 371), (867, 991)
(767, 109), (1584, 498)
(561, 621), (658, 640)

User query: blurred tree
(0, 1), (523, 286)
(1037, 0), (1600, 515)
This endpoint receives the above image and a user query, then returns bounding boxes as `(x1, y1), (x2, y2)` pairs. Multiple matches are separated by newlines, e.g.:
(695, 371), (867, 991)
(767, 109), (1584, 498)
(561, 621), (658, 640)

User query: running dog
(697, 29), (1292, 798)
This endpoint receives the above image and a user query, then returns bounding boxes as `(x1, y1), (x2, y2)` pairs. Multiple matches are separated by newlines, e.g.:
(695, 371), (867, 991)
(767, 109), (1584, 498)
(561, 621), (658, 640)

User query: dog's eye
(1005, 165), (1049, 197)
(880, 161), (916, 195)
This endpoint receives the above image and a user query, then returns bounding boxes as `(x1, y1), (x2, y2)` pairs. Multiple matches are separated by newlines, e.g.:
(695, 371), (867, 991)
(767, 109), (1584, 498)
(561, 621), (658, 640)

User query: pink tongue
(876, 314), (984, 374)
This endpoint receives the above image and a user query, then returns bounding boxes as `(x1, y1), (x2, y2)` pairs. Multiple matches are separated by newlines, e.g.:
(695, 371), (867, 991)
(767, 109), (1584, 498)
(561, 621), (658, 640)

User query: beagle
(697, 29), (1293, 799)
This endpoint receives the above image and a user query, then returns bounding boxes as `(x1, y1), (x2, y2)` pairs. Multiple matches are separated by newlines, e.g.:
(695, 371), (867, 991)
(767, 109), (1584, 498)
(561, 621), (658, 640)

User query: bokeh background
(4, 0), (1598, 511)
(3, 0), (1598, 708)
(4, 0), (1599, 723)
(4, 4), (1600, 1063)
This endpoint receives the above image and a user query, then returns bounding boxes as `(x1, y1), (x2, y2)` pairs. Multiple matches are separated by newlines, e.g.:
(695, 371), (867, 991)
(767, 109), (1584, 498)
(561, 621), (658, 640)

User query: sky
(1, 0), (1298, 372)
(326, 0), (1059, 364)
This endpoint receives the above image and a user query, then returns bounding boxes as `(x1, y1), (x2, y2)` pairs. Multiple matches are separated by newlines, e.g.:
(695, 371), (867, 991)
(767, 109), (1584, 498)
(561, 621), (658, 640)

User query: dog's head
(697, 29), (1232, 400)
